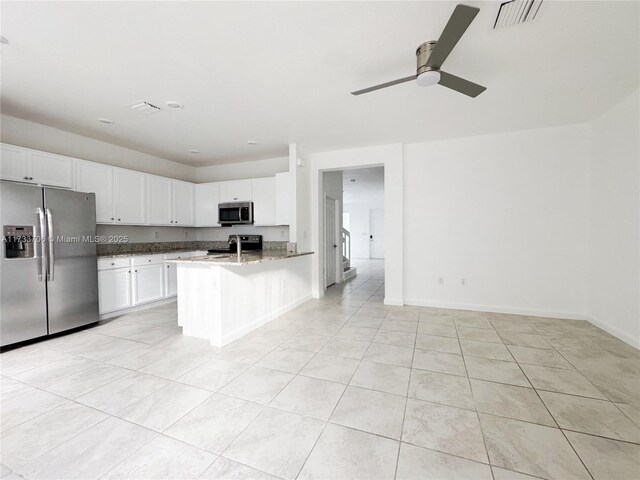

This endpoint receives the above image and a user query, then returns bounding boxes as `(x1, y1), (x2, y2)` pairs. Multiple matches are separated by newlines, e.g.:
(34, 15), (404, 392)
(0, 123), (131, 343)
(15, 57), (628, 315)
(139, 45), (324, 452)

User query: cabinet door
(195, 182), (220, 226)
(172, 180), (194, 226)
(164, 263), (177, 297)
(0, 144), (29, 182)
(98, 268), (132, 314)
(146, 175), (173, 225)
(251, 177), (276, 226)
(76, 161), (115, 223)
(29, 151), (75, 188)
(132, 264), (165, 305)
(115, 169), (146, 224)
(219, 179), (252, 203)
(275, 172), (291, 225)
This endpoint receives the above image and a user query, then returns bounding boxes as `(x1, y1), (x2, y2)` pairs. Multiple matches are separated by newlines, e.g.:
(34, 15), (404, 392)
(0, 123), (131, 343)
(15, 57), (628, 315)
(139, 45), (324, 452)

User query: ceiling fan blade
(439, 71), (485, 97)
(351, 75), (417, 95)
(426, 4), (480, 70)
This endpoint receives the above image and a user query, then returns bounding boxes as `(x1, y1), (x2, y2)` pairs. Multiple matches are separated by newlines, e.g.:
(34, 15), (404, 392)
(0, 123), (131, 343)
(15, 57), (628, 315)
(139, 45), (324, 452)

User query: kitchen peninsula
(172, 249), (313, 347)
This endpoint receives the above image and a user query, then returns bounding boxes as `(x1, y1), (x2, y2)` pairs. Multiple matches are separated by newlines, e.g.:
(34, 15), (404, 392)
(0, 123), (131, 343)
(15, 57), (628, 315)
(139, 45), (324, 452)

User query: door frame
(309, 143), (404, 305)
(323, 194), (341, 288)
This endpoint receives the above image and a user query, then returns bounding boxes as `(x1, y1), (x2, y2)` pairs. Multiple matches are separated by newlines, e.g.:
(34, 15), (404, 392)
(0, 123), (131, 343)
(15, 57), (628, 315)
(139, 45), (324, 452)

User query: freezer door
(44, 188), (99, 334)
(0, 182), (48, 346)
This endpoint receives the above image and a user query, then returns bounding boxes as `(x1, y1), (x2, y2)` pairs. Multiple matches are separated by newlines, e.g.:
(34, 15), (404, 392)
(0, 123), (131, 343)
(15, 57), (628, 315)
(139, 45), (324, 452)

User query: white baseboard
(586, 315), (640, 349)
(221, 294), (313, 346)
(99, 297), (176, 320)
(384, 298), (404, 306)
(402, 298), (588, 321)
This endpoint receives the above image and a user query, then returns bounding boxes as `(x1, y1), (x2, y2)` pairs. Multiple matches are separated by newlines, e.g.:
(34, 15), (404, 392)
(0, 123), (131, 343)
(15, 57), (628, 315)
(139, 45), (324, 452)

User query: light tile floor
(1, 259), (639, 479)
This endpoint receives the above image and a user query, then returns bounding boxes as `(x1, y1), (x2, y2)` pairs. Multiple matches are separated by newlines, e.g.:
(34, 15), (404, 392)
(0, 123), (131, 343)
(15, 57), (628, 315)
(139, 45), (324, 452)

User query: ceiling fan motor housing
(416, 40), (438, 74)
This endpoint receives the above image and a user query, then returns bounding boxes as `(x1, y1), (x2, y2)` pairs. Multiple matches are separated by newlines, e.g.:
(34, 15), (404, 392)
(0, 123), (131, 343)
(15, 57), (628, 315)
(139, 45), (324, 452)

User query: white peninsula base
(175, 254), (312, 347)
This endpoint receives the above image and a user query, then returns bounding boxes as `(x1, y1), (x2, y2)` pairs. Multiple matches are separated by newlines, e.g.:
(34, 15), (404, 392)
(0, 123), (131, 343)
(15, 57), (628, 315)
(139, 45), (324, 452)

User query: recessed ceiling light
(0, 36), (8, 44)
(247, 140), (258, 146)
(165, 101), (183, 109)
(350, 178), (356, 182)
(98, 118), (115, 125)
(189, 149), (200, 154)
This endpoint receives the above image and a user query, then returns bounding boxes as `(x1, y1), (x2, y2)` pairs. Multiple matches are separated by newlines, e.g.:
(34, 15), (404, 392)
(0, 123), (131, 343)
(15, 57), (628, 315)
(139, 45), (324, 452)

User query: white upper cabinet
(275, 172), (291, 226)
(219, 179), (252, 203)
(251, 177), (276, 226)
(1, 144), (29, 182)
(1, 144), (73, 188)
(195, 182), (220, 226)
(114, 168), (146, 224)
(29, 151), (74, 188)
(172, 180), (194, 226)
(76, 161), (115, 223)
(146, 175), (173, 225)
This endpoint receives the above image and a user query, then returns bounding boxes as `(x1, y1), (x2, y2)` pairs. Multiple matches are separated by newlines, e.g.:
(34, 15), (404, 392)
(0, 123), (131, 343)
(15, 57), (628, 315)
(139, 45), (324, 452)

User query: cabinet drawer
(98, 258), (130, 270)
(132, 254), (164, 266)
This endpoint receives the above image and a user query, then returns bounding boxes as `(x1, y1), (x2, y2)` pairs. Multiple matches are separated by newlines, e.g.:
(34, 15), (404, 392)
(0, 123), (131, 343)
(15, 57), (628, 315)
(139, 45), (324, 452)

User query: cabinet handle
(111, 217), (114, 221)
(29, 177), (34, 180)
(23, 176), (29, 180)
(118, 218), (121, 221)
(111, 262), (115, 266)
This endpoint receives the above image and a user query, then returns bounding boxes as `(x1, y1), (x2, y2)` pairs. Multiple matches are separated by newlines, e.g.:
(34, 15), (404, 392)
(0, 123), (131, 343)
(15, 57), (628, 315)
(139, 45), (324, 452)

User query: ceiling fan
(351, 4), (486, 98)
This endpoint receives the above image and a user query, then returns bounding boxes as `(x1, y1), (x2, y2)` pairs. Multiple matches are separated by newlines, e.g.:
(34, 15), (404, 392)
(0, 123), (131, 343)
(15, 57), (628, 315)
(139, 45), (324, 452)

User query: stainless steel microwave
(218, 202), (253, 225)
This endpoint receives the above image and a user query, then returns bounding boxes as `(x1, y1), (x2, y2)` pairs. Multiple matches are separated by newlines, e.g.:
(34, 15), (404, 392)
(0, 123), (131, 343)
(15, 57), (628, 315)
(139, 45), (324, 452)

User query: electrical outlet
(461, 278), (468, 286)
(438, 277), (445, 285)
(154, 231), (159, 240)
(280, 229), (285, 238)
(185, 231), (189, 239)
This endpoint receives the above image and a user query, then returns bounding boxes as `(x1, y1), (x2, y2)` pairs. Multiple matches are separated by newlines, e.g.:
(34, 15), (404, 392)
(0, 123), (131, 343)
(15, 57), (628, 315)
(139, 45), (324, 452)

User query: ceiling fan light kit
(351, 4), (486, 98)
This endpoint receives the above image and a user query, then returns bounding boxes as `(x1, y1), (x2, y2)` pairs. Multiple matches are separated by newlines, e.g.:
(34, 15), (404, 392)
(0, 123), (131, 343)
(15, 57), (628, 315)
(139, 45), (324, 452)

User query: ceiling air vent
(130, 101), (161, 114)
(494, 0), (543, 29)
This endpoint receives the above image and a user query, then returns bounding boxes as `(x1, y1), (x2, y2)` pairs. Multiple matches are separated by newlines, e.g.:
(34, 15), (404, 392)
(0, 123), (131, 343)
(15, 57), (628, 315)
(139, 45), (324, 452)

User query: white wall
(195, 156), (288, 182)
(587, 88), (640, 347)
(1, 114), (197, 181)
(404, 124), (590, 319)
(195, 226), (289, 242)
(344, 201), (384, 259)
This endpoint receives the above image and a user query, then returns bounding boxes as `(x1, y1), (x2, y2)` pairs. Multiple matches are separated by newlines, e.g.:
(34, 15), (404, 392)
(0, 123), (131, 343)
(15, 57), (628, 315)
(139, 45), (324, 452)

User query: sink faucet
(234, 234), (242, 261)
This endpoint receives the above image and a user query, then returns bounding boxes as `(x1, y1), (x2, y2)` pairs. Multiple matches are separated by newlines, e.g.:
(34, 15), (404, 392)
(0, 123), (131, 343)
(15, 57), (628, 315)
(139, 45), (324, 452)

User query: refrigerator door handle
(45, 208), (55, 281)
(36, 207), (47, 281)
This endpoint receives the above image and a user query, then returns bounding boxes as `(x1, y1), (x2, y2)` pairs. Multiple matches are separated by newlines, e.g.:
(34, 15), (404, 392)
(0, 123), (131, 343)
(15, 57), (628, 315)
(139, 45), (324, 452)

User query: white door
(164, 263), (178, 297)
(219, 179), (252, 203)
(98, 268), (132, 314)
(370, 208), (385, 259)
(0, 144), (29, 182)
(76, 161), (115, 223)
(275, 172), (291, 225)
(172, 180), (194, 226)
(132, 264), (165, 305)
(194, 182), (220, 226)
(29, 151), (74, 188)
(115, 169), (146, 224)
(251, 177), (276, 225)
(147, 175), (173, 225)
(325, 196), (338, 288)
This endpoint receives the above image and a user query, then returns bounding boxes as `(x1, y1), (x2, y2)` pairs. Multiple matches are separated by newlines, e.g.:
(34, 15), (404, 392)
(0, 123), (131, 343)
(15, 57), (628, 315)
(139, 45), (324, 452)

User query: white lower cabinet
(98, 268), (132, 314)
(164, 263), (177, 297)
(132, 264), (165, 305)
(98, 252), (207, 315)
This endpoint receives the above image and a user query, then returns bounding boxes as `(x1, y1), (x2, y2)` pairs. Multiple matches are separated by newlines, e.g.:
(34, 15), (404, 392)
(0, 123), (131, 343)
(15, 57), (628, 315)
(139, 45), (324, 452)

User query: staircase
(342, 228), (357, 280)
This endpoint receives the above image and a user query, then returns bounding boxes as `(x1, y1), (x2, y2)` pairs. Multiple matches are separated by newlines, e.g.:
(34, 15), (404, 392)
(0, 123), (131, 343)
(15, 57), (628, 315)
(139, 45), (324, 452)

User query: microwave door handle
(36, 207), (46, 281)
(45, 208), (54, 281)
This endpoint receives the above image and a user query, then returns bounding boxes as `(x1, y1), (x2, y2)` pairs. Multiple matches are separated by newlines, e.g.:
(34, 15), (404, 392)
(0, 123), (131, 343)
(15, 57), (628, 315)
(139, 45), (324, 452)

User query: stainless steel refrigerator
(1, 181), (99, 347)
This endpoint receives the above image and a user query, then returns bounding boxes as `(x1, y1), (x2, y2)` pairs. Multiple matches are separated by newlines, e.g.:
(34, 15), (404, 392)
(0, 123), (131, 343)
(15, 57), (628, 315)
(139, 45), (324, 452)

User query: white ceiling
(343, 167), (384, 205)
(1, 1), (638, 167)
